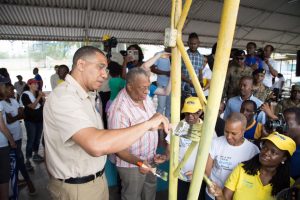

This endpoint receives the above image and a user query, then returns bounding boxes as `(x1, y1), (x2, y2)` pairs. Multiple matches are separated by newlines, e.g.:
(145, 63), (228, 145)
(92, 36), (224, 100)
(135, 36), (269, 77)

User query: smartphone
(127, 50), (139, 61)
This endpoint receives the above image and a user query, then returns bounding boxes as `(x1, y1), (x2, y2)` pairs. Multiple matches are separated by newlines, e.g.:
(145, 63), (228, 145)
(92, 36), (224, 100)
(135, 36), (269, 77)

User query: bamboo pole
(177, 39), (207, 107)
(187, 1), (240, 199)
(168, 0), (181, 199)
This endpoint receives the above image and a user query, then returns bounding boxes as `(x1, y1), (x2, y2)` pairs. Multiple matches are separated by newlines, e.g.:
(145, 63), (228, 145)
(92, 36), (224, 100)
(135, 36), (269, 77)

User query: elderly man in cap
(155, 97), (217, 200)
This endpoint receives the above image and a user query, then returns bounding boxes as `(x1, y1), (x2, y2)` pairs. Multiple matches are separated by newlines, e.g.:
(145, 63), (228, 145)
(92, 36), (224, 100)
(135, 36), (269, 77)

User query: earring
(281, 161), (285, 164)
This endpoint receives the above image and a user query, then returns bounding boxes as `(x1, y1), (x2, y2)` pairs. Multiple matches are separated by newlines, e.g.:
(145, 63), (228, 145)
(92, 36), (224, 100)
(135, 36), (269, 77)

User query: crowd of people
(0, 32), (299, 200)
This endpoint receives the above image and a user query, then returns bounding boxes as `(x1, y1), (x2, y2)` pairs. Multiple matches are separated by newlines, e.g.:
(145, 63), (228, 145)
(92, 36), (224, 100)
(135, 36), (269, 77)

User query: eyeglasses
(84, 60), (109, 75)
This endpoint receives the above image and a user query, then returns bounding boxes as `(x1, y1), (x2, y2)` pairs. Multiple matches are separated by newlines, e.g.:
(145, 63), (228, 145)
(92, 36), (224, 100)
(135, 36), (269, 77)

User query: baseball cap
(0, 75), (10, 84)
(181, 97), (202, 113)
(252, 69), (266, 76)
(27, 79), (39, 85)
(102, 34), (111, 41)
(291, 84), (300, 91)
(262, 132), (296, 156)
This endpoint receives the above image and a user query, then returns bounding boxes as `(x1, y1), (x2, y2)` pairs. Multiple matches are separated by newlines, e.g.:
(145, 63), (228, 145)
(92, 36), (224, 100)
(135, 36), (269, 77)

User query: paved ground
(18, 121), (168, 200)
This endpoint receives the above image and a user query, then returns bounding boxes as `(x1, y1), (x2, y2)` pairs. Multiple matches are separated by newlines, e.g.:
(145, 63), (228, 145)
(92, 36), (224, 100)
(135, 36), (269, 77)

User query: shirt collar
(65, 74), (96, 100)
(187, 49), (200, 55)
(239, 94), (254, 101)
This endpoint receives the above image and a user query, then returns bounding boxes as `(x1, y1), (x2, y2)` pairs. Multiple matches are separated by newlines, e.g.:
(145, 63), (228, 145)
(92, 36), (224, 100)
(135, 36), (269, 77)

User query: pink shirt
(107, 88), (158, 168)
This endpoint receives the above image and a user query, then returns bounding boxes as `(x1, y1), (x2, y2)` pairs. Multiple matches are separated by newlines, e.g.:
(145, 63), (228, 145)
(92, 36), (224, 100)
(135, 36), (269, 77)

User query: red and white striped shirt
(107, 88), (158, 168)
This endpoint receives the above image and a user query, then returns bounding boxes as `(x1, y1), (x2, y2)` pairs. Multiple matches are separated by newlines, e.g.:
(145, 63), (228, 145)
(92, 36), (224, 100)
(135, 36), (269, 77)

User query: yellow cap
(181, 97), (202, 113)
(262, 132), (296, 156)
(102, 34), (111, 41)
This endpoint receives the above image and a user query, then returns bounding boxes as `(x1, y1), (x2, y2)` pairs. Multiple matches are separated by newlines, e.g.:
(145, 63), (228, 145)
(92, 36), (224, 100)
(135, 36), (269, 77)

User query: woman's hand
(208, 182), (224, 198)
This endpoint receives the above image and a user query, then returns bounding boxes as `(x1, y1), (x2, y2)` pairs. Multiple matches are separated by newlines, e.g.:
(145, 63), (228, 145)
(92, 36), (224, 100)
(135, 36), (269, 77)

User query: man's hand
(138, 160), (153, 174)
(185, 171), (193, 180)
(148, 113), (170, 134)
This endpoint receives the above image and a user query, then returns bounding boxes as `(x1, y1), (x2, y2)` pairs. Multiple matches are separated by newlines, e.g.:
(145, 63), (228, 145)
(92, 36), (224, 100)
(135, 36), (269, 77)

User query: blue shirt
(34, 74), (42, 81)
(155, 56), (170, 87)
(149, 84), (157, 98)
(182, 49), (204, 94)
(223, 95), (266, 124)
(245, 56), (263, 70)
(290, 145), (300, 179)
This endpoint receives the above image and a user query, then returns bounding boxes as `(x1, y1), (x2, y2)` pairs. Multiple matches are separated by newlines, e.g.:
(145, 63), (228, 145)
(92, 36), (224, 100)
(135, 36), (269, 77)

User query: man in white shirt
(50, 65), (59, 90)
(14, 75), (26, 101)
(205, 112), (260, 200)
(263, 45), (278, 88)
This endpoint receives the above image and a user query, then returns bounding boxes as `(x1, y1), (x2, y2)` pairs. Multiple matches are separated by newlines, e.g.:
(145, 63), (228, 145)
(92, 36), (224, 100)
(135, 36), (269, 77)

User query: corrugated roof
(0, 0), (299, 53)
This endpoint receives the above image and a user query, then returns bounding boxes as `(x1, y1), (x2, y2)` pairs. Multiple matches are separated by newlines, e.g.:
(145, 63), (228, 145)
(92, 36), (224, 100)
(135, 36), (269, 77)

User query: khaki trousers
(117, 167), (157, 200)
(47, 175), (109, 200)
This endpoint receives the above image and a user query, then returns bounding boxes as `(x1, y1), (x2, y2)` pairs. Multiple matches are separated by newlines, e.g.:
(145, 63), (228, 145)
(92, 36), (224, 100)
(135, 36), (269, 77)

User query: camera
(120, 50), (127, 57)
(264, 113), (288, 134)
(103, 36), (118, 59)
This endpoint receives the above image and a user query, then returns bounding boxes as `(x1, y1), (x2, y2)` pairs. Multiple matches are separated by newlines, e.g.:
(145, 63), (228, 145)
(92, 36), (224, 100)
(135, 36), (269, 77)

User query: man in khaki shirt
(43, 46), (169, 200)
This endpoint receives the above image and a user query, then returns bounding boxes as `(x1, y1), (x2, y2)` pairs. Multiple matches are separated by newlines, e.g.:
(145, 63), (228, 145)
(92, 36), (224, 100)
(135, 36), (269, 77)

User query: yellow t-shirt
(225, 164), (294, 200)
(57, 79), (64, 85)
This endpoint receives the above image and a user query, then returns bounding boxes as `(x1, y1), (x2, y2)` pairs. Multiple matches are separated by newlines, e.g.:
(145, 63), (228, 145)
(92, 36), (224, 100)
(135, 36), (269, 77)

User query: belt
(58, 168), (105, 184)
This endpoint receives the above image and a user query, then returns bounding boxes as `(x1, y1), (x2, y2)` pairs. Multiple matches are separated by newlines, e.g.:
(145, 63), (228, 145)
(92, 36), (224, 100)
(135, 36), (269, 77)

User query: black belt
(58, 168), (105, 184)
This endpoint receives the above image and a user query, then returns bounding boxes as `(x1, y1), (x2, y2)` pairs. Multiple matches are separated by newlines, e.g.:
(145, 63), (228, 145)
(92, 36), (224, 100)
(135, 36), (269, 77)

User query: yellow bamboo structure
(187, 1), (240, 199)
(177, 39), (207, 107)
(168, 0), (182, 199)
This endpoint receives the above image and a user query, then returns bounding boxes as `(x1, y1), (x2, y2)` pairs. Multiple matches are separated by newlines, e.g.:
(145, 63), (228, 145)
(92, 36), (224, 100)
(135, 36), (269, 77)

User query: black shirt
(21, 93), (43, 122)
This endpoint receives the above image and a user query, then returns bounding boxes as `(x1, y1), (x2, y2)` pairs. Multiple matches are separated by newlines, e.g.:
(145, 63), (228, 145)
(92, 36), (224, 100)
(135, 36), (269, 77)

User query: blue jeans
(24, 121), (43, 159)
(156, 85), (171, 119)
(205, 191), (214, 200)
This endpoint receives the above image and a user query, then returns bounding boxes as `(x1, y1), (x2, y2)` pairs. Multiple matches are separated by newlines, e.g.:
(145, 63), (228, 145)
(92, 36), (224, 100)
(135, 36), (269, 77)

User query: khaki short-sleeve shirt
(44, 74), (106, 179)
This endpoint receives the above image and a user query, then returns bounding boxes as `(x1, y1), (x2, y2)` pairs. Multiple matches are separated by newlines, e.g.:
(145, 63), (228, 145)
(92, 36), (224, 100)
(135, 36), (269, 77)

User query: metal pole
(187, 0), (240, 199)
(168, 0), (181, 199)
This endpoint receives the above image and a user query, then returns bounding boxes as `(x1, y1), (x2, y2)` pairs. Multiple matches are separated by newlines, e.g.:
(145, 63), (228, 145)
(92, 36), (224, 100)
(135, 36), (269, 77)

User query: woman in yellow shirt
(209, 132), (296, 200)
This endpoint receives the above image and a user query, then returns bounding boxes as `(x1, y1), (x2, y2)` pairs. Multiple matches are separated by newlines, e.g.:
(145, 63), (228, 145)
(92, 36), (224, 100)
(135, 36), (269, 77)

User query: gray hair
(126, 67), (150, 84)
(226, 112), (247, 130)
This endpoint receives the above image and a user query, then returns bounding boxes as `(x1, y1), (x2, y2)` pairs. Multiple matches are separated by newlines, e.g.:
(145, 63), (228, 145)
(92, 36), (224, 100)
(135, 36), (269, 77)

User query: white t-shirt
(202, 65), (212, 96)
(0, 102), (8, 148)
(14, 81), (26, 96)
(1, 98), (22, 141)
(206, 136), (260, 199)
(272, 77), (285, 89)
(263, 58), (278, 88)
(165, 119), (217, 181)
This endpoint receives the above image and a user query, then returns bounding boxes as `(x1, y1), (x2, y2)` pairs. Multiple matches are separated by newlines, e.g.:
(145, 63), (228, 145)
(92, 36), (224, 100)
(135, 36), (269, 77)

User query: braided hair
(242, 153), (291, 196)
